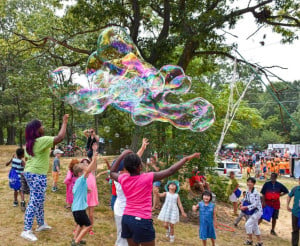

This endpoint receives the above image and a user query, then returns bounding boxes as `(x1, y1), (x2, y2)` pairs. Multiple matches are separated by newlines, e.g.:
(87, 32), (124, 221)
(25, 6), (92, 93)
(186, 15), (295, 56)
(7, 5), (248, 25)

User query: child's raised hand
(142, 138), (149, 148)
(187, 153), (201, 161)
(92, 142), (99, 152)
(63, 114), (69, 123)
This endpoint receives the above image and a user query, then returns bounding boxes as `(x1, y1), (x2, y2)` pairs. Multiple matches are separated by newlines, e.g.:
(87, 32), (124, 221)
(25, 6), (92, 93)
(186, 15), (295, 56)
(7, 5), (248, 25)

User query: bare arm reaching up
(136, 138), (149, 157)
(54, 114), (69, 145)
(110, 150), (133, 182)
(153, 153), (200, 181)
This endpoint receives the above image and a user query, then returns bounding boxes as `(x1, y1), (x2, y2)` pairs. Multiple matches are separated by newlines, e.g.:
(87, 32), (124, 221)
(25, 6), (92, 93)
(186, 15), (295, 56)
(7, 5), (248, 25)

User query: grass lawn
(0, 146), (293, 245)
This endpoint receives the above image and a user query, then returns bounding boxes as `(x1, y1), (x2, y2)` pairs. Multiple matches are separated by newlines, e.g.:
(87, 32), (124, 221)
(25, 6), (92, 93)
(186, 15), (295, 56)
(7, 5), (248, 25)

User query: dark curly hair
(124, 153), (142, 174)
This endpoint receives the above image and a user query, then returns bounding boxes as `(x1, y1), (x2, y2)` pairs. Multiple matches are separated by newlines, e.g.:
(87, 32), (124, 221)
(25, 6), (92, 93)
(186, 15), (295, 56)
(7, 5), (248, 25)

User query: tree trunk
(70, 105), (74, 135)
(52, 97), (56, 135)
(177, 40), (199, 70)
(0, 127), (4, 145)
(15, 96), (23, 147)
(94, 115), (99, 134)
(58, 101), (66, 143)
(159, 122), (167, 159)
(6, 125), (16, 145)
(130, 125), (141, 152)
(19, 129), (23, 147)
(58, 101), (65, 129)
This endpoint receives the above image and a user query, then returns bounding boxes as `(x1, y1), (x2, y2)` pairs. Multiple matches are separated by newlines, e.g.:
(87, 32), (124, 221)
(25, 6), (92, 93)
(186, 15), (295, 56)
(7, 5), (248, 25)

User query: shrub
(206, 174), (229, 202)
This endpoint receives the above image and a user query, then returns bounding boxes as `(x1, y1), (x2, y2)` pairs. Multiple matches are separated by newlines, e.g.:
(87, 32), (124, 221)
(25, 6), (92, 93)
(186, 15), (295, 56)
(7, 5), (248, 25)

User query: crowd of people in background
(219, 148), (293, 179)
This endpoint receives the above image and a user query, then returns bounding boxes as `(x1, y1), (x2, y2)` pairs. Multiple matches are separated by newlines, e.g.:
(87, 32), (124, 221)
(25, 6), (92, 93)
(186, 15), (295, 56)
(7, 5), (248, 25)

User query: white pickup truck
(213, 160), (242, 179)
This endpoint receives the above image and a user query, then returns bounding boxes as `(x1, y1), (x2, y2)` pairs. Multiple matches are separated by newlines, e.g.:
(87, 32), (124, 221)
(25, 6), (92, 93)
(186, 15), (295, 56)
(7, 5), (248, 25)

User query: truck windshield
(226, 163), (239, 169)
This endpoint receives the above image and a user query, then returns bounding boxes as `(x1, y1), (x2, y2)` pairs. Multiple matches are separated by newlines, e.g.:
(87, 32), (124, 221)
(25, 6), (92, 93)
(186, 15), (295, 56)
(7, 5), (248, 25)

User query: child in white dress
(158, 180), (187, 243)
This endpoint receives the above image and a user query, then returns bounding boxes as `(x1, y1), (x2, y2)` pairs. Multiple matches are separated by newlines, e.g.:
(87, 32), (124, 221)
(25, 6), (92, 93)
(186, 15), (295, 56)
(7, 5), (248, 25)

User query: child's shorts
(121, 215), (155, 243)
(20, 174), (30, 194)
(73, 210), (91, 227)
(52, 171), (59, 183)
(229, 193), (238, 202)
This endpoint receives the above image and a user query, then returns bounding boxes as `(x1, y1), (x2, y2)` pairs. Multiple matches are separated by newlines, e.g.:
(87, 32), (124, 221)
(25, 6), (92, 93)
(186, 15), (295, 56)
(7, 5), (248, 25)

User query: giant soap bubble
(49, 26), (215, 132)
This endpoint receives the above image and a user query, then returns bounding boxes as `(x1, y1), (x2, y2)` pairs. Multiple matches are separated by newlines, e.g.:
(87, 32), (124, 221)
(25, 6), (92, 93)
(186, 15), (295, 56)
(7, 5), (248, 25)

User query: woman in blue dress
(193, 190), (216, 246)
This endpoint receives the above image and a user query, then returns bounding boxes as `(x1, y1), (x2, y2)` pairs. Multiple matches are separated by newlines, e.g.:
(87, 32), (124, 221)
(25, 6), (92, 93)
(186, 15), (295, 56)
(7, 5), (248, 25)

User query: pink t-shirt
(118, 172), (154, 219)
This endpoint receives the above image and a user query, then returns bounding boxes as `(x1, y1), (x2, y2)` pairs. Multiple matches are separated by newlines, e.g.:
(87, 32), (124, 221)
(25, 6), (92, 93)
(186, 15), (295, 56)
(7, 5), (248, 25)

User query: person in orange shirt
(260, 161), (264, 173)
(270, 163), (275, 173)
(239, 161), (243, 173)
(285, 159), (290, 174)
(247, 166), (251, 178)
(279, 161), (285, 176)
(274, 164), (279, 175)
(267, 160), (272, 173)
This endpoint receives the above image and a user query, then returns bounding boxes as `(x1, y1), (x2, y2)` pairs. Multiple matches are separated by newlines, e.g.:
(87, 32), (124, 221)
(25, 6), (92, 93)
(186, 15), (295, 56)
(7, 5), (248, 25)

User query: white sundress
(158, 192), (179, 224)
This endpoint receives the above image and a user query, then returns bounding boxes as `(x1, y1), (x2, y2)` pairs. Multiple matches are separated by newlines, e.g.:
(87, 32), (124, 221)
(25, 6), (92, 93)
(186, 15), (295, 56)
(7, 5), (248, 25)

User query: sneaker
(13, 201), (18, 207)
(270, 230), (277, 236)
(244, 240), (253, 245)
(71, 241), (81, 246)
(166, 230), (170, 238)
(71, 239), (86, 245)
(255, 243), (263, 246)
(52, 187), (57, 192)
(170, 235), (175, 243)
(89, 230), (94, 235)
(21, 230), (38, 241)
(20, 201), (26, 212)
(36, 223), (52, 232)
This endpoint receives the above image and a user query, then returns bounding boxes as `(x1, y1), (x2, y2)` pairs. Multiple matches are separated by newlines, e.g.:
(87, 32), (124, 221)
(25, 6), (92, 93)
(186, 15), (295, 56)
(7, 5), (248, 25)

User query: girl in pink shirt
(64, 159), (79, 209)
(110, 150), (200, 246)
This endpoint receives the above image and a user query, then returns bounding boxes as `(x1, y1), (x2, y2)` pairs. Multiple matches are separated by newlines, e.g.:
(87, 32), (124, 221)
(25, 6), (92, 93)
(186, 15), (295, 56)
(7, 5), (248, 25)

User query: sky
(224, 13), (300, 82)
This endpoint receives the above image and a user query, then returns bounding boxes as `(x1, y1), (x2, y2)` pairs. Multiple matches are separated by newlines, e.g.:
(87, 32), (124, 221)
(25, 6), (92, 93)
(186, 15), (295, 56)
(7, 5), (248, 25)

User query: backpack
(8, 168), (21, 190)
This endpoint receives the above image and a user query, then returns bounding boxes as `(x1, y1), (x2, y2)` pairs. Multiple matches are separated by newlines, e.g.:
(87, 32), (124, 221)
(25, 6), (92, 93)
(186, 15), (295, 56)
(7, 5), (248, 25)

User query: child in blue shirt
(193, 191), (216, 246)
(71, 143), (98, 246)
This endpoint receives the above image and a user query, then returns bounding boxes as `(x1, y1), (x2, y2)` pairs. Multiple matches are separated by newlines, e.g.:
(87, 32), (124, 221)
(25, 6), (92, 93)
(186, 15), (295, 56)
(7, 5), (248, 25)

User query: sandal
(270, 230), (277, 236)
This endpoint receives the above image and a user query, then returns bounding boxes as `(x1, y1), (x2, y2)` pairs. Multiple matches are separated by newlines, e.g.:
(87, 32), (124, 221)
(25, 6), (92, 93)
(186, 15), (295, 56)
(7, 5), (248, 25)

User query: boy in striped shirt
(6, 148), (28, 211)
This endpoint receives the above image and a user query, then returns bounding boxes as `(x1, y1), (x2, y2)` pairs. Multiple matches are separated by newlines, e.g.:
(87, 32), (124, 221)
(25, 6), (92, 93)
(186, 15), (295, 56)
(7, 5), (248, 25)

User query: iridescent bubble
(49, 26), (215, 132)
